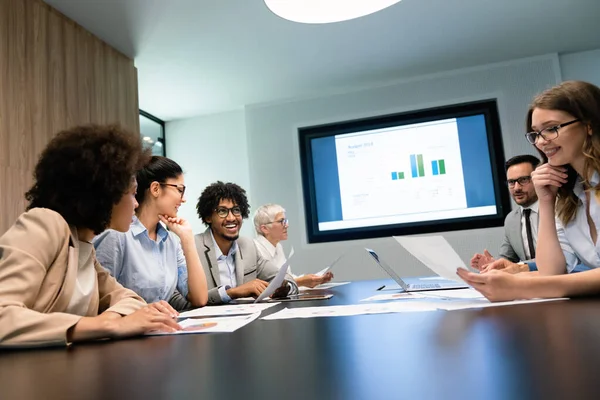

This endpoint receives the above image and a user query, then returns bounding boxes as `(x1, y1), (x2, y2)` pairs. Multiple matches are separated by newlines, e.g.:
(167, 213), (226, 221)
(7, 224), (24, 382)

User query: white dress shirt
(520, 201), (539, 260)
(557, 172), (600, 272)
(253, 235), (296, 277)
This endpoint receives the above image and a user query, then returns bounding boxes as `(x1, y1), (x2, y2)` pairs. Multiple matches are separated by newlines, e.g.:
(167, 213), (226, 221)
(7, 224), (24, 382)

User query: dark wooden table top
(2, 279), (600, 400)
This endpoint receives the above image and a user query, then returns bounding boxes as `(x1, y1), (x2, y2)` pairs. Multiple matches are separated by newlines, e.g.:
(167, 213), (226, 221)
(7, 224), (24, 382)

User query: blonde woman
(459, 81), (600, 301)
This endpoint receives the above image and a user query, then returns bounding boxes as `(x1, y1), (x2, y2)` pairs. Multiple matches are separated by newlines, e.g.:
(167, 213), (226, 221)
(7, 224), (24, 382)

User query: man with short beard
(194, 181), (297, 305)
(471, 155), (540, 272)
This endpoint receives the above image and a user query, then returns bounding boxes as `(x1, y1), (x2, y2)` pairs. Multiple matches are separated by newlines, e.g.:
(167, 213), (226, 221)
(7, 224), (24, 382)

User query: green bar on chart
(439, 159), (446, 175)
(417, 154), (425, 177)
(398, 172), (404, 179)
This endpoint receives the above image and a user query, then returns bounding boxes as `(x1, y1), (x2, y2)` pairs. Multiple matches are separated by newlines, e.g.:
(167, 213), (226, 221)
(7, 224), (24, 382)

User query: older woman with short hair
(253, 204), (333, 288)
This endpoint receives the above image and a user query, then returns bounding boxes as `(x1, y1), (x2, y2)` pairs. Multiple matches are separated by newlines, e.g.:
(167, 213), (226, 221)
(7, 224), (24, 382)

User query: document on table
(255, 248), (295, 303)
(147, 313), (261, 335)
(393, 235), (468, 283)
(435, 297), (569, 311)
(417, 288), (485, 300)
(178, 303), (280, 319)
(261, 302), (438, 320)
(360, 292), (429, 302)
(300, 282), (351, 291)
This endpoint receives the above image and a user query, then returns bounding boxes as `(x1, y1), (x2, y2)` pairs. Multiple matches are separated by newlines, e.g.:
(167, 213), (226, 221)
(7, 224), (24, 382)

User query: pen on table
(376, 285), (386, 291)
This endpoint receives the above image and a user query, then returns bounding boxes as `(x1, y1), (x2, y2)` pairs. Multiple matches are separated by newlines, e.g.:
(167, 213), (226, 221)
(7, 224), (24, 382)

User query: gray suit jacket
(195, 228), (297, 305)
(499, 207), (536, 264)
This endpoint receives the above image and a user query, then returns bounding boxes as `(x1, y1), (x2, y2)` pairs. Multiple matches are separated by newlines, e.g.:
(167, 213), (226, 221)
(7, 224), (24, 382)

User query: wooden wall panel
(0, 0), (140, 234)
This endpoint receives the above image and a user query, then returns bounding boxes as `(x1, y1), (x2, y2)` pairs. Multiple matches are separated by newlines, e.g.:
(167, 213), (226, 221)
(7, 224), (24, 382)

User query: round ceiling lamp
(264, 0), (402, 24)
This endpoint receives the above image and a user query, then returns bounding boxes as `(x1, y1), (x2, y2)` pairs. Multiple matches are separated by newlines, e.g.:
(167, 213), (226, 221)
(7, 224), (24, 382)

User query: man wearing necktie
(471, 155), (540, 270)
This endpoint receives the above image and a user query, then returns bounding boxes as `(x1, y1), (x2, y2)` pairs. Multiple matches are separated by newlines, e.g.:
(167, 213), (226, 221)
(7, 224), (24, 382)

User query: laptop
(365, 248), (468, 292)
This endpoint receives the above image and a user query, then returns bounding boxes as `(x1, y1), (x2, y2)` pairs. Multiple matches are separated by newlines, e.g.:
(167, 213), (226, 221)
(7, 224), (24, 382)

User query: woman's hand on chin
(159, 214), (193, 240)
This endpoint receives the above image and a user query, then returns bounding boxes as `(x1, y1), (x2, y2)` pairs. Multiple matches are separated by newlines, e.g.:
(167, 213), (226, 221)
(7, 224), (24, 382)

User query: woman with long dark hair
(94, 156), (208, 310)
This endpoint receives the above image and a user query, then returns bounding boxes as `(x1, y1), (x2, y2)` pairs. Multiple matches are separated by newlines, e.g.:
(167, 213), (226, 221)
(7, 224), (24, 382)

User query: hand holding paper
(393, 235), (469, 283)
(254, 248), (295, 303)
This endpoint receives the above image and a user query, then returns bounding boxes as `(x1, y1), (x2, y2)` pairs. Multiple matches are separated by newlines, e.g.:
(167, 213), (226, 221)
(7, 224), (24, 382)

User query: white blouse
(65, 240), (96, 315)
(557, 172), (600, 272)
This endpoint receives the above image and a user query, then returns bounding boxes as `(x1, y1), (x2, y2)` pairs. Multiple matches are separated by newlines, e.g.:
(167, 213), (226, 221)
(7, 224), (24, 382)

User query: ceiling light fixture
(264, 0), (402, 24)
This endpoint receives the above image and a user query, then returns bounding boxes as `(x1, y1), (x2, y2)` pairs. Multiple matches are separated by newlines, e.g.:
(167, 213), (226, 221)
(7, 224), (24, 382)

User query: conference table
(2, 279), (600, 400)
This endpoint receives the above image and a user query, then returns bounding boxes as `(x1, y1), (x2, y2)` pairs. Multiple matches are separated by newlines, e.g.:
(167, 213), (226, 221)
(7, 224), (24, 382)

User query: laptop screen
(365, 248), (406, 287)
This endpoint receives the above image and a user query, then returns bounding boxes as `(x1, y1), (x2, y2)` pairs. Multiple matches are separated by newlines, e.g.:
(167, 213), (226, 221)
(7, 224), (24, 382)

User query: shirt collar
(574, 171), (600, 199)
(131, 216), (169, 243)
(255, 235), (277, 257)
(210, 229), (238, 259)
(521, 200), (539, 214)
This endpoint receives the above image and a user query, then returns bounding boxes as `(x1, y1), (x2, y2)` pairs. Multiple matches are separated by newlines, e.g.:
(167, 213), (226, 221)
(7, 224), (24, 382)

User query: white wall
(245, 55), (560, 281)
(167, 52), (600, 281)
(559, 49), (600, 86)
(165, 109), (254, 236)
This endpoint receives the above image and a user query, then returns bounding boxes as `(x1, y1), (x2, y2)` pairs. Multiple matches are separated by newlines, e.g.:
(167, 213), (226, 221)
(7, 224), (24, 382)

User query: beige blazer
(0, 208), (146, 348)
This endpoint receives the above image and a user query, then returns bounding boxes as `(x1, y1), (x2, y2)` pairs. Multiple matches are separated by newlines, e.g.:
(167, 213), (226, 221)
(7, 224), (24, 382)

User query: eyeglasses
(215, 206), (242, 218)
(525, 119), (579, 144)
(265, 218), (288, 227)
(507, 176), (532, 187)
(160, 183), (186, 198)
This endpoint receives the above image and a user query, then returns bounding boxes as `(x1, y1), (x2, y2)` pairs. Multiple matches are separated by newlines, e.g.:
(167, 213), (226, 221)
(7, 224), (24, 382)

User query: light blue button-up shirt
(211, 230), (238, 303)
(93, 217), (189, 304)
(557, 171), (600, 272)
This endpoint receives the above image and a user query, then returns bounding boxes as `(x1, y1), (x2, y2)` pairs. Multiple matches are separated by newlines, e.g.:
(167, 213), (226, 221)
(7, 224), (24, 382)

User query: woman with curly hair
(0, 125), (181, 348)
(458, 81), (600, 301)
(94, 156), (208, 311)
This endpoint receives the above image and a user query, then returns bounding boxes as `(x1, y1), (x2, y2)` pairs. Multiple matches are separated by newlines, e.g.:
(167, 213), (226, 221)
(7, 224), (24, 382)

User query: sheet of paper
(360, 292), (428, 302)
(255, 248), (295, 303)
(300, 281), (351, 290)
(178, 302), (280, 319)
(417, 288), (485, 300)
(261, 302), (437, 320)
(147, 313), (261, 335)
(393, 235), (468, 283)
(436, 297), (568, 311)
(314, 252), (345, 276)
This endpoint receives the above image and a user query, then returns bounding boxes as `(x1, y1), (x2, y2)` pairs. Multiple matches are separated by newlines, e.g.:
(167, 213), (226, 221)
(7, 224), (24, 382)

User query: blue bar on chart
(431, 160), (439, 176)
(391, 172), (398, 180)
(410, 154), (418, 178)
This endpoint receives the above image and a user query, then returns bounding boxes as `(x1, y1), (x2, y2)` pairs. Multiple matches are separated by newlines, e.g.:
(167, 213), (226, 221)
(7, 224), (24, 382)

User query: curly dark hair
(136, 156), (183, 205)
(196, 181), (250, 226)
(26, 124), (150, 234)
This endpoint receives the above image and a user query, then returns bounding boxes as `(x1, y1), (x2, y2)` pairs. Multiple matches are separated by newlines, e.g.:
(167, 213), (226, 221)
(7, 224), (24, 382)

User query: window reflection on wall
(139, 110), (165, 156)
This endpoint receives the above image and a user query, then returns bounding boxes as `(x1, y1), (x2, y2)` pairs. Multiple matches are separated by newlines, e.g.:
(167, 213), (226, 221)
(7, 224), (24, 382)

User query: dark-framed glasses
(215, 206), (242, 218)
(507, 176), (531, 187)
(525, 119), (579, 144)
(160, 183), (186, 198)
(265, 218), (288, 227)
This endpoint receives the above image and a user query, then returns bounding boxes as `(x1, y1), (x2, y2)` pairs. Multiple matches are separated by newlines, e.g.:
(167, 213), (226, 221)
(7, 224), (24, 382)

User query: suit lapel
(201, 229), (221, 287)
(234, 244), (244, 285)
(512, 208), (527, 259)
